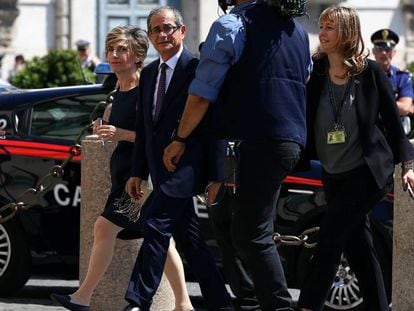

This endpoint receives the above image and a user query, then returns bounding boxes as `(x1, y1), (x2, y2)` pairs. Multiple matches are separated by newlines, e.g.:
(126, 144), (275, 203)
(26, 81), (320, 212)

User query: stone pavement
(0, 278), (74, 311)
(0, 277), (300, 310)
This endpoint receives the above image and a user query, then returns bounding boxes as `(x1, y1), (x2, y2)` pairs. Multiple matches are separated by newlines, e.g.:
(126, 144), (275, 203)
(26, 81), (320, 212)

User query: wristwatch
(171, 131), (187, 143)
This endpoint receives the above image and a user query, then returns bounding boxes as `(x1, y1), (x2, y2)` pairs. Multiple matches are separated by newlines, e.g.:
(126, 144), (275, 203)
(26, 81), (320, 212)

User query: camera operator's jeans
(232, 139), (301, 311)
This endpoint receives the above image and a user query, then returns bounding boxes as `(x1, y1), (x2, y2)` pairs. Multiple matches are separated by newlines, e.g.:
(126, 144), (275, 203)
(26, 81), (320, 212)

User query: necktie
(154, 63), (167, 122)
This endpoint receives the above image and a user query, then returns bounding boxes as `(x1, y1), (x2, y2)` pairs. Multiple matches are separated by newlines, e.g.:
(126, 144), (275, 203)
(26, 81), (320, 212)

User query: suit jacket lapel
(146, 60), (159, 127)
(156, 49), (192, 123)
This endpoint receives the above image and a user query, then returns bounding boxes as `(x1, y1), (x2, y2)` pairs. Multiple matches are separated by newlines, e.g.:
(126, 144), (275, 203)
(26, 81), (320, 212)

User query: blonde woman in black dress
(51, 25), (193, 311)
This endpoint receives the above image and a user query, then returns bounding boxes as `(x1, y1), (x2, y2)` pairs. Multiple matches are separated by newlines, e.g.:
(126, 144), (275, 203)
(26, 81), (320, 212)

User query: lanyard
(327, 76), (352, 125)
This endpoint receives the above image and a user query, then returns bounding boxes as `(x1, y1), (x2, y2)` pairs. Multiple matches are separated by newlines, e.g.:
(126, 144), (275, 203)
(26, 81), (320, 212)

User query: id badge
(327, 125), (346, 144)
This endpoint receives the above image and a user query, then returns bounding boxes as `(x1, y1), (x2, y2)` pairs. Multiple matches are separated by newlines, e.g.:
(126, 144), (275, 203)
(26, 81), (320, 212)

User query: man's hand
(127, 177), (143, 201)
(163, 141), (186, 172)
(207, 181), (223, 206)
(163, 94), (210, 171)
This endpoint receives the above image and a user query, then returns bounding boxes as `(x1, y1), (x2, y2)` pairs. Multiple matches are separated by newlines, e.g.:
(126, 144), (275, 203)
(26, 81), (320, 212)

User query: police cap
(75, 39), (90, 51)
(371, 29), (399, 49)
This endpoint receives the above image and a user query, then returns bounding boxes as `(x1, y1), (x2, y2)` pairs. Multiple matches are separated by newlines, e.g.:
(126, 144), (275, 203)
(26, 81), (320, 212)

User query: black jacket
(132, 48), (226, 197)
(305, 57), (414, 189)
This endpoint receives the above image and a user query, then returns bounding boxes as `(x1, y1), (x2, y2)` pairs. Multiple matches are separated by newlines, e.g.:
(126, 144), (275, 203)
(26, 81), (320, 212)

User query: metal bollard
(80, 135), (174, 310)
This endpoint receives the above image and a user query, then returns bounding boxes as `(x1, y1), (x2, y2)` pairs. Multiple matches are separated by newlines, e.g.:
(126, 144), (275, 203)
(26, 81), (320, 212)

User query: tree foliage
(407, 61), (414, 79)
(11, 49), (95, 88)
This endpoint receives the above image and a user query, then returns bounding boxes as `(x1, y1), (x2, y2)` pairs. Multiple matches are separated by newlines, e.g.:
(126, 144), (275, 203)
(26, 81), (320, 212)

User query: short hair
(147, 6), (184, 32)
(105, 25), (149, 71)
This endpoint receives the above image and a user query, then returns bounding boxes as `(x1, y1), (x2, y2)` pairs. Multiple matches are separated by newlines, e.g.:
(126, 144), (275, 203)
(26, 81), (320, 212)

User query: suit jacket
(306, 58), (414, 189)
(131, 48), (226, 198)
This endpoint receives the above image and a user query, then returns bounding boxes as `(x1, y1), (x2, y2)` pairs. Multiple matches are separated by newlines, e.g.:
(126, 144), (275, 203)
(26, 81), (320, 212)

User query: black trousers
(231, 140), (301, 311)
(125, 189), (232, 311)
(209, 190), (261, 311)
(297, 165), (390, 311)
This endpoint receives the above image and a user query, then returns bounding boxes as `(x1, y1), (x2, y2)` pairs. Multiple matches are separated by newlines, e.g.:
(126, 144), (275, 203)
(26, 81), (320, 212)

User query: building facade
(1, 0), (414, 80)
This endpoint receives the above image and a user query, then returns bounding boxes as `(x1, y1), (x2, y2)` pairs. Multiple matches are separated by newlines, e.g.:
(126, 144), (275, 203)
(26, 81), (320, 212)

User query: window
(29, 94), (106, 142)
(108, 0), (128, 3)
(137, 0), (158, 4)
(98, 0), (170, 61)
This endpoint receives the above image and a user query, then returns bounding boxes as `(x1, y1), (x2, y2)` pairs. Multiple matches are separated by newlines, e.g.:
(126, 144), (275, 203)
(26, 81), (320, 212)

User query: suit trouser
(209, 190), (261, 311)
(231, 140), (301, 311)
(297, 165), (389, 311)
(125, 189), (232, 311)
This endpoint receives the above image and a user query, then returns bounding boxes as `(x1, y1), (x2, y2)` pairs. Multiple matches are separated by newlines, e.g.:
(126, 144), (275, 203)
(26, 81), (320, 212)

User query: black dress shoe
(50, 293), (90, 311)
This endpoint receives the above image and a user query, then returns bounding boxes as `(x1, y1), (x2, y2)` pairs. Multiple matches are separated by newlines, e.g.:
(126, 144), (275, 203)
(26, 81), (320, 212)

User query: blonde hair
(315, 6), (368, 76)
(105, 25), (149, 74)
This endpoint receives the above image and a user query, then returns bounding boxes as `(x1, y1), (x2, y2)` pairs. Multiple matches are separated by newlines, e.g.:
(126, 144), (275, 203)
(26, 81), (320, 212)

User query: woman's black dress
(101, 86), (145, 239)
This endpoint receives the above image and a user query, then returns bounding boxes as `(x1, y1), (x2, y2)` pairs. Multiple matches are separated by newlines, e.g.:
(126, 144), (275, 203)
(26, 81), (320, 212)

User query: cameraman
(164, 1), (311, 310)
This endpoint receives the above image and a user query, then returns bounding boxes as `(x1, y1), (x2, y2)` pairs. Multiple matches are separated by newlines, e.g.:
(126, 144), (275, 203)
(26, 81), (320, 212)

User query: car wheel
(297, 249), (364, 311)
(296, 222), (392, 311)
(323, 254), (364, 310)
(0, 219), (31, 295)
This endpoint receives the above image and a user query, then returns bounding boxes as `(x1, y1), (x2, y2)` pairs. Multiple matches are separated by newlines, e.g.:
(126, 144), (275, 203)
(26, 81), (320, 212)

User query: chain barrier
(197, 190), (320, 249)
(273, 226), (319, 248)
(0, 91), (115, 224)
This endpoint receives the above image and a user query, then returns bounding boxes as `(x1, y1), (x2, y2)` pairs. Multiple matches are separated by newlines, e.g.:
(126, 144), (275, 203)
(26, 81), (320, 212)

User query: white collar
(158, 45), (184, 71)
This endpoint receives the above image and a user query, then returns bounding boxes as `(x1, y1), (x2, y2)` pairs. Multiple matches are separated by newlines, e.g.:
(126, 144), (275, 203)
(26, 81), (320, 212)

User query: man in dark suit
(124, 6), (232, 311)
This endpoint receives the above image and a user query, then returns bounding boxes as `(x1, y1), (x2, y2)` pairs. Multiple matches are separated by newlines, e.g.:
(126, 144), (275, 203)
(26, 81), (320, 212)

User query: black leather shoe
(50, 293), (90, 311)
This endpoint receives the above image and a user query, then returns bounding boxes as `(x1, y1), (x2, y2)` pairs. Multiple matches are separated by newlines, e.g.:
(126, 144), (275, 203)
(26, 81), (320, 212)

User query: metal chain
(273, 226), (320, 248)
(197, 199), (320, 249)
(0, 91), (115, 224)
(0, 138), (86, 224)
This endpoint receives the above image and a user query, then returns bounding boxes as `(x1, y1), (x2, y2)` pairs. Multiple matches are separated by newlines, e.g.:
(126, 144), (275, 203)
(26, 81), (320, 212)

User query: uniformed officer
(371, 28), (414, 135)
(75, 39), (100, 73)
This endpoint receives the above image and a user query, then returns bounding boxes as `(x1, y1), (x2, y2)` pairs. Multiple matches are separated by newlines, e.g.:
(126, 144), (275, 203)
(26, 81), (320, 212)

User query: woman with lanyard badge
(296, 6), (414, 311)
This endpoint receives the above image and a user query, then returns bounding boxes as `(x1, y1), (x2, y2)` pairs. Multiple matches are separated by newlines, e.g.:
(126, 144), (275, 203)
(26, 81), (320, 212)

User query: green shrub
(407, 61), (414, 76)
(11, 49), (95, 88)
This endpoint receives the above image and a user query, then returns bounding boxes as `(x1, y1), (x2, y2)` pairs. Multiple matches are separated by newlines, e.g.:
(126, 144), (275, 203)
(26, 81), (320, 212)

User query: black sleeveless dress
(101, 86), (146, 239)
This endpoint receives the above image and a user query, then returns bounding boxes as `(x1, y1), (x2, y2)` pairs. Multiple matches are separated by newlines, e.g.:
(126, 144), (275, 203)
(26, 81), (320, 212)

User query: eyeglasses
(106, 46), (129, 55)
(149, 24), (180, 36)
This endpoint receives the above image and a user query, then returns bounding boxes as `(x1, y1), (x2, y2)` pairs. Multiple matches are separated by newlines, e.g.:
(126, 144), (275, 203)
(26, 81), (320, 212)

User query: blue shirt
(190, 1), (312, 103)
(188, 2), (254, 102)
(387, 64), (414, 99)
(208, 2), (311, 144)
